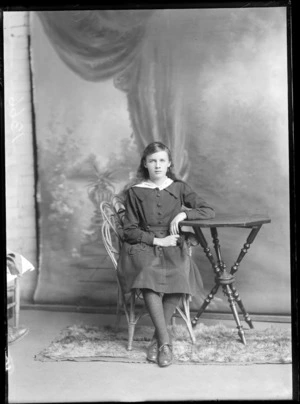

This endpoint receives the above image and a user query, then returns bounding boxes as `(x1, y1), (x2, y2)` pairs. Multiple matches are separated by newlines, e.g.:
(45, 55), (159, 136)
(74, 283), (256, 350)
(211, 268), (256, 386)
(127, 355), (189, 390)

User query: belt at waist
(143, 225), (186, 248)
(147, 225), (169, 231)
(146, 225), (186, 246)
(146, 225), (169, 238)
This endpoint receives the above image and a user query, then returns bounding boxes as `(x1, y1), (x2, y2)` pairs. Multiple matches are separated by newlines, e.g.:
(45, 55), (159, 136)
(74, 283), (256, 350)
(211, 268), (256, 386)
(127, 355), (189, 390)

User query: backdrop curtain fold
(124, 11), (191, 179)
(37, 10), (154, 81)
(37, 10), (191, 178)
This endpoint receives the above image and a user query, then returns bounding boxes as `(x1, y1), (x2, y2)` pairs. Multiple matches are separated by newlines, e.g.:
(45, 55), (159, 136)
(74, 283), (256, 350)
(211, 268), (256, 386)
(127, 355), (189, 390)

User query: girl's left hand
(170, 212), (187, 235)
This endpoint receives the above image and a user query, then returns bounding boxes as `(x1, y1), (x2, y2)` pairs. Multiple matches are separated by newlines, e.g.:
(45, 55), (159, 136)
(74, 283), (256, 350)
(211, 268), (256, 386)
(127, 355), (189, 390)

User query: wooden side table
(180, 214), (271, 344)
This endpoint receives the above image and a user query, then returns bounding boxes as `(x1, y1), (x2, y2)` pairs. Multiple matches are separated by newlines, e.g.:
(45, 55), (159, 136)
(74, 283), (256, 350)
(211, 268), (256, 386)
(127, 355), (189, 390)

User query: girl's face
(144, 150), (171, 182)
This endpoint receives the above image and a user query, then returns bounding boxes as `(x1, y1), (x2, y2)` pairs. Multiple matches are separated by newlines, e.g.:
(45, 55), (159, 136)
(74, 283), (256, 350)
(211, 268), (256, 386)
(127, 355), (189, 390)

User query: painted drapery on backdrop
(33, 8), (290, 315)
(37, 10), (191, 179)
(37, 10), (153, 81)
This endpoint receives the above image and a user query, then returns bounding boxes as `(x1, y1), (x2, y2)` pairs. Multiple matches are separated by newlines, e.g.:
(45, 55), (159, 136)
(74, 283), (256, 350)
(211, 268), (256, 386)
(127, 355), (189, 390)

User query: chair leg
(175, 295), (196, 344)
(182, 295), (196, 344)
(115, 286), (122, 331)
(127, 322), (135, 351)
(127, 292), (136, 351)
(115, 309), (122, 331)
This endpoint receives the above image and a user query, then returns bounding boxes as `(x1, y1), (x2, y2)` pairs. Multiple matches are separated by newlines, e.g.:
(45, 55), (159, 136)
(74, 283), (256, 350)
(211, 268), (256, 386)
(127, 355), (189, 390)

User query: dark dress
(117, 180), (215, 295)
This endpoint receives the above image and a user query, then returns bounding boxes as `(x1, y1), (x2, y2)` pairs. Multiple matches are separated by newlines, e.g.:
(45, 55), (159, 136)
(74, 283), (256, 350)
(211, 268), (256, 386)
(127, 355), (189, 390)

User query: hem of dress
(128, 284), (195, 295)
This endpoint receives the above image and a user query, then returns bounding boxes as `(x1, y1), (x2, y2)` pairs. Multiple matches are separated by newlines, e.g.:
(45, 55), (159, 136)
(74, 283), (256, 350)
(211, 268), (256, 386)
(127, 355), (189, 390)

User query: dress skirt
(117, 237), (204, 296)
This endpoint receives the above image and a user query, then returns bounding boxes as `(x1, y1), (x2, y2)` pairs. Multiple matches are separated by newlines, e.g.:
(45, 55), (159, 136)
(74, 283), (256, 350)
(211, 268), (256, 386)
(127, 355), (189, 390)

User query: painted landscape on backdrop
(31, 7), (290, 315)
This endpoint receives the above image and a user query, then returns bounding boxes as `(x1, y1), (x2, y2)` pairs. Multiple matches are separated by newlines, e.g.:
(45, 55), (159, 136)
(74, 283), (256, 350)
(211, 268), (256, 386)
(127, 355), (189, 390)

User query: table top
(180, 213), (271, 228)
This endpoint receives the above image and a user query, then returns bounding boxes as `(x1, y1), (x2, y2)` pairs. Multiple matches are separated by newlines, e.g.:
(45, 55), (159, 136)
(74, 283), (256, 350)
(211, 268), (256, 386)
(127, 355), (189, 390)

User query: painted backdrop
(31, 8), (290, 315)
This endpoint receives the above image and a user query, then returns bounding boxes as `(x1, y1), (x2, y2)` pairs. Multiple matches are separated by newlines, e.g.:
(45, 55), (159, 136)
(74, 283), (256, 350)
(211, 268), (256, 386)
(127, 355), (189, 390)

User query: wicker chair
(100, 196), (195, 350)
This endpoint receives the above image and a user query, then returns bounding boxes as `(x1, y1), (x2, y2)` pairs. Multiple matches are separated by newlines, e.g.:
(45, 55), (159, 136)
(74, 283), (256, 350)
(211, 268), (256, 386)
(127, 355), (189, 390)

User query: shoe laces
(158, 343), (172, 353)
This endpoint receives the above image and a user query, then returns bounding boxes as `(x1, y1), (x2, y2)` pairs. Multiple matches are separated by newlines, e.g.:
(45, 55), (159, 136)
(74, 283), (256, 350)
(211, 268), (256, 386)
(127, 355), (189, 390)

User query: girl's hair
(136, 141), (178, 181)
(118, 142), (181, 199)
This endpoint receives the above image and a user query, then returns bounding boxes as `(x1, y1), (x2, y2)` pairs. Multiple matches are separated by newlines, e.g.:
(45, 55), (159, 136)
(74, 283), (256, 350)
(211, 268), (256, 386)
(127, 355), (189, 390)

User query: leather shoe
(158, 343), (173, 367)
(147, 339), (158, 362)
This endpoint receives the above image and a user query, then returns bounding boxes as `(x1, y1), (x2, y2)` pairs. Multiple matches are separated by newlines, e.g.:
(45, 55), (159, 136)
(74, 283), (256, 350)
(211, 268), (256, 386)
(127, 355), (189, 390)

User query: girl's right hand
(154, 235), (180, 247)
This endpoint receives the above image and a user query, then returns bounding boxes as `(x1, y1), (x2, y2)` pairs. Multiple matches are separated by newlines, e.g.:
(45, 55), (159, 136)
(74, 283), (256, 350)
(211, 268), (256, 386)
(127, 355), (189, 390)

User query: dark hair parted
(118, 141), (182, 199)
(136, 141), (178, 181)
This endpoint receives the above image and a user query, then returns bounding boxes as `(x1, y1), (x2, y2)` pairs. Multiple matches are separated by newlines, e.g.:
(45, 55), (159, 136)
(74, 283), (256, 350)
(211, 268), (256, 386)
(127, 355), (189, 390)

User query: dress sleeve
(181, 182), (215, 220)
(122, 188), (155, 245)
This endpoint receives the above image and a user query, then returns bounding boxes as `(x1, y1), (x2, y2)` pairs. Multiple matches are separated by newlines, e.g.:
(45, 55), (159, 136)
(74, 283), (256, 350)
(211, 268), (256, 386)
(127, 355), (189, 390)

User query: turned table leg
(191, 227), (223, 326)
(191, 224), (263, 344)
(230, 284), (254, 329)
(192, 284), (219, 327)
(230, 226), (262, 276)
(223, 284), (246, 345)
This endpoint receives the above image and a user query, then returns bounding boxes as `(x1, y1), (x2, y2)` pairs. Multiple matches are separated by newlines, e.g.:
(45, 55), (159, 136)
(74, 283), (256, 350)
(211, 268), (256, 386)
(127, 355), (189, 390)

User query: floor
(7, 309), (293, 403)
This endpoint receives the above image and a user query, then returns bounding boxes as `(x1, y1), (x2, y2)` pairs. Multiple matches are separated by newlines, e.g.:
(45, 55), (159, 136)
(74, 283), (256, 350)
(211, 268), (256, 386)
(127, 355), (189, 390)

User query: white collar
(133, 178), (173, 190)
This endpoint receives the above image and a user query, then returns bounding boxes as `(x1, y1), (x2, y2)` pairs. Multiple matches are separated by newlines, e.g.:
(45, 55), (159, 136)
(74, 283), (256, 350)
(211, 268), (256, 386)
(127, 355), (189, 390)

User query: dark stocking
(142, 289), (183, 346)
(142, 289), (169, 346)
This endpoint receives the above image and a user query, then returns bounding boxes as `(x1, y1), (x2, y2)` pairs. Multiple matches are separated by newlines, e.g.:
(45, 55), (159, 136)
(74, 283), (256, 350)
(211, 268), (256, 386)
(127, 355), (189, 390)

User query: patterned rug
(35, 323), (292, 365)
